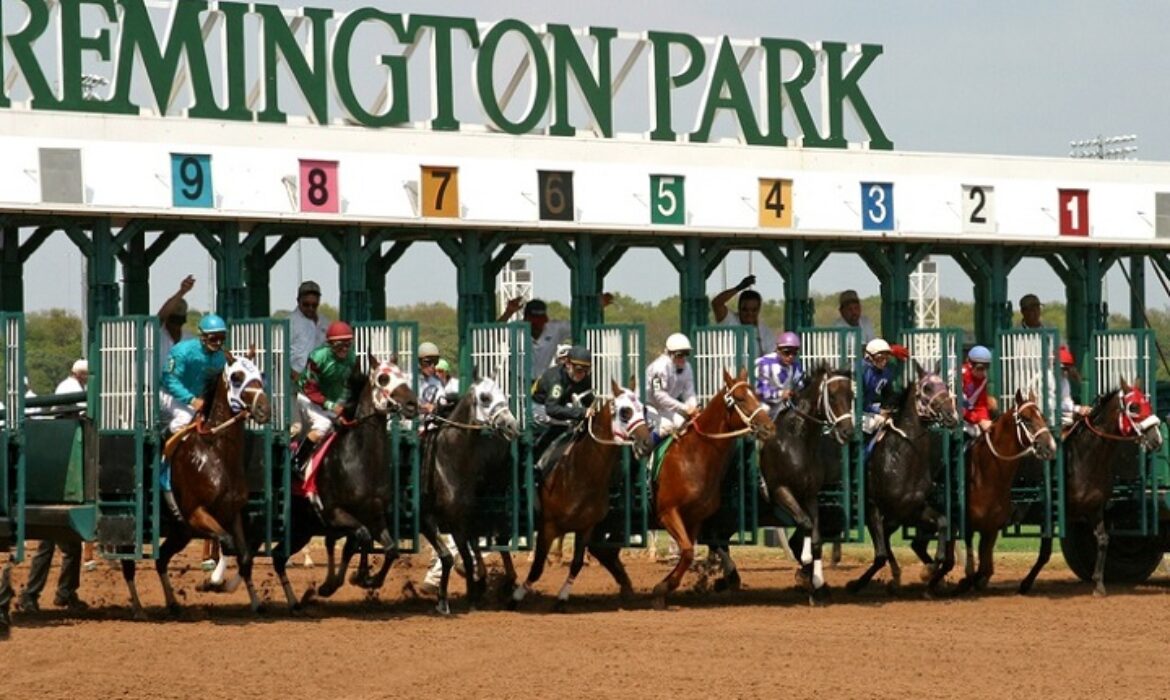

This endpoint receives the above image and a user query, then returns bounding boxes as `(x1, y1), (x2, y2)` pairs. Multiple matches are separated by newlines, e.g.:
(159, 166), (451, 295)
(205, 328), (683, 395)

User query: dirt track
(4, 541), (1170, 699)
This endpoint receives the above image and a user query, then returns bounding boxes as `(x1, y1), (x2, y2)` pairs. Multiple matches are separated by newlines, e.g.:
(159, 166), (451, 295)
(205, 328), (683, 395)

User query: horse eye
(478, 392), (492, 405)
(619, 407), (633, 421)
(377, 373), (391, 387)
(230, 372), (245, 386)
(1127, 404), (1141, 416)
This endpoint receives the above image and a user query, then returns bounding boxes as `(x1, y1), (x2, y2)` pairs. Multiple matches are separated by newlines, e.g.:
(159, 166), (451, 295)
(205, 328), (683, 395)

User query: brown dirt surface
(3, 540), (1170, 699)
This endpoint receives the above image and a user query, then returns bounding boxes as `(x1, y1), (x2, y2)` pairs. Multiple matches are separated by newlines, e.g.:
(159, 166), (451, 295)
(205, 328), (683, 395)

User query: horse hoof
(167, 603), (183, 618)
(300, 587), (317, 606)
(552, 599), (569, 614)
(131, 607), (149, 622)
(1093, 587), (1108, 598)
(919, 565), (937, 583)
(885, 580), (901, 596)
(435, 599), (451, 616)
(651, 596), (667, 611)
(713, 575), (741, 593)
(506, 599), (519, 612)
(317, 584), (337, 599)
(974, 577), (989, 592)
(844, 579), (865, 595)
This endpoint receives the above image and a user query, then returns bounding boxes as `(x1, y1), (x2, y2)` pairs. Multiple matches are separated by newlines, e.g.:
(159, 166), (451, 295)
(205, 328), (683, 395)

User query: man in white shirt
(499, 299), (572, 384)
(158, 275), (195, 370)
(289, 280), (331, 383)
(55, 360), (88, 410)
(711, 275), (773, 357)
(832, 289), (876, 343)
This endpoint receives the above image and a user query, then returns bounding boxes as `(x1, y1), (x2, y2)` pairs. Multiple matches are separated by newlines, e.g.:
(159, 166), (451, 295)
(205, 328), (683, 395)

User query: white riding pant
(646, 402), (693, 436)
(296, 393), (337, 438)
(159, 392), (196, 434)
(424, 534), (458, 587)
(962, 421), (982, 438)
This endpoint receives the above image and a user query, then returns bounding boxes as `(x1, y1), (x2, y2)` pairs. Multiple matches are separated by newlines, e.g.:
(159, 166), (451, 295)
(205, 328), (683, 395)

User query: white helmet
(665, 333), (692, 353)
(417, 341), (440, 358)
(865, 338), (892, 356)
(555, 343), (572, 360)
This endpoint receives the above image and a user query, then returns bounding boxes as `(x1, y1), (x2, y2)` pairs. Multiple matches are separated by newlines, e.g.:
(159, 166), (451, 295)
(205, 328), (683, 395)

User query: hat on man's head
(72, 359), (88, 374)
(838, 290), (860, 308)
(297, 280), (322, 299)
(523, 299), (548, 317)
(1019, 293), (1042, 310)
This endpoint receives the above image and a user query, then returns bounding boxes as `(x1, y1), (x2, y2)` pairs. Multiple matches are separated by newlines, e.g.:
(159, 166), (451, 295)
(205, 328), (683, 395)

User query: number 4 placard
(299, 159), (339, 213)
(1059, 189), (1089, 236)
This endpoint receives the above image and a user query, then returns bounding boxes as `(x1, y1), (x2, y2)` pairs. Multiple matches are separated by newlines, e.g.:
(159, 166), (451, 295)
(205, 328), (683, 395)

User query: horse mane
(197, 369), (221, 419)
(342, 364), (370, 421)
(796, 363), (851, 399)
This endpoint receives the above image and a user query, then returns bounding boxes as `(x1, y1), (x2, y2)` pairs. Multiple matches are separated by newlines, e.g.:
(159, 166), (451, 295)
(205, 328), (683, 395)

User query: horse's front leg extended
(651, 508), (695, 609)
(1092, 517), (1110, 597)
(418, 516), (455, 616)
(551, 527), (594, 612)
(319, 536), (360, 599)
(846, 504), (888, 594)
(511, 519), (557, 609)
(230, 513), (263, 612)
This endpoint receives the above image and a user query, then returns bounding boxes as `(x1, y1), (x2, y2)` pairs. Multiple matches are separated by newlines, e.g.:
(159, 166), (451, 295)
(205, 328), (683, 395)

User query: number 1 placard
(650, 174), (685, 225)
(299, 159), (339, 213)
(421, 166), (459, 218)
(171, 153), (213, 208)
(1059, 189), (1089, 236)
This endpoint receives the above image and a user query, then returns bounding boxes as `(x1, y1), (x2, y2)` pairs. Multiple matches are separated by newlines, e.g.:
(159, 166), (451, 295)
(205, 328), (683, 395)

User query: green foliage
(25, 309), (83, 395)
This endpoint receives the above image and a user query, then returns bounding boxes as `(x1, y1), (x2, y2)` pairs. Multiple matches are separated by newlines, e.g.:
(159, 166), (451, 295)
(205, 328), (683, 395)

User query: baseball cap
(838, 290), (860, 308)
(72, 359), (88, 374)
(1019, 293), (1042, 309)
(524, 299), (548, 317)
(297, 280), (322, 299)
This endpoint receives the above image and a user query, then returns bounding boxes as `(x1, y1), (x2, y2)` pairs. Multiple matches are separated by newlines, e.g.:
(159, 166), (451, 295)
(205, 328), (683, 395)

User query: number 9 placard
(861, 182), (894, 231)
(299, 159), (339, 214)
(171, 153), (213, 208)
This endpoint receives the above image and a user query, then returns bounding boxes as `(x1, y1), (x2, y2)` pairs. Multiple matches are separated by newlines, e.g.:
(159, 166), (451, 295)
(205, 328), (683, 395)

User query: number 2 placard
(171, 153), (213, 208)
(1059, 189), (1089, 236)
(961, 185), (995, 233)
(299, 159), (339, 213)
(421, 166), (459, 218)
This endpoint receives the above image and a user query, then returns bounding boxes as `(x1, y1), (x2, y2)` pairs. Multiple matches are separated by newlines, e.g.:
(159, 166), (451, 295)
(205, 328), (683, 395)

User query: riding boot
(291, 438), (317, 481)
(163, 490), (183, 522)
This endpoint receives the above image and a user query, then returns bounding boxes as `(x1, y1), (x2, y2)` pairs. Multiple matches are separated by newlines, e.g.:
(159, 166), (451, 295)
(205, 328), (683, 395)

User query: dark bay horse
(509, 380), (653, 611)
(123, 354), (270, 618)
(759, 366), (854, 603)
(420, 375), (520, 615)
(272, 355), (417, 610)
(956, 389), (1056, 593)
(652, 369), (774, 609)
(846, 363), (960, 596)
(1019, 381), (1161, 596)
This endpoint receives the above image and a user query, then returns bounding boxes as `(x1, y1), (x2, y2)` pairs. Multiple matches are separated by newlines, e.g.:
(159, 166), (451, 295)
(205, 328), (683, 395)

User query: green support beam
(755, 239), (828, 332)
(954, 247), (1020, 344)
(550, 234), (616, 340)
(243, 229), (298, 317)
(860, 242), (927, 340)
(437, 232), (504, 362)
(658, 238), (712, 336)
(1129, 255), (1146, 329)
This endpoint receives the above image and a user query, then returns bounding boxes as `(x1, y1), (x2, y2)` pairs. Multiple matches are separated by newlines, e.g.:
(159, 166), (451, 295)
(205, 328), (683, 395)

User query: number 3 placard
(861, 182), (894, 231)
(299, 159), (339, 213)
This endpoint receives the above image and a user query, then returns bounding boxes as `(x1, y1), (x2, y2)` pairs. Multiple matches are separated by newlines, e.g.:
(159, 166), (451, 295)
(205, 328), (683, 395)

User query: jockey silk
(160, 337), (226, 405)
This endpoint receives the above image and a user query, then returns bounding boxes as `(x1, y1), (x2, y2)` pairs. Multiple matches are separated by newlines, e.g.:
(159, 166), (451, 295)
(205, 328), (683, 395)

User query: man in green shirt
(292, 321), (357, 479)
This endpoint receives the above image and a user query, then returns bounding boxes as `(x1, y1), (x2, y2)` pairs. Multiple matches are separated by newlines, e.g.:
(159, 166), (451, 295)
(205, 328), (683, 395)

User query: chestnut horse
(953, 389), (1056, 593)
(1018, 381), (1161, 596)
(652, 369), (775, 609)
(123, 354), (270, 618)
(510, 381), (653, 611)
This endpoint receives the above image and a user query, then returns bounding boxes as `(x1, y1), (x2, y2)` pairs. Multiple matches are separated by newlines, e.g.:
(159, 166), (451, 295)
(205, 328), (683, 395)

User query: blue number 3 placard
(861, 181), (893, 231)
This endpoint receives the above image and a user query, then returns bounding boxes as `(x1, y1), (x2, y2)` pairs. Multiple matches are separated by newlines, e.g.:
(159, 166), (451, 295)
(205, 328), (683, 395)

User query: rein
(981, 402), (1050, 461)
(686, 381), (765, 440)
(788, 374), (851, 429)
(197, 409), (250, 436)
(429, 399), (510, 431)
(585, 402), (645, 447)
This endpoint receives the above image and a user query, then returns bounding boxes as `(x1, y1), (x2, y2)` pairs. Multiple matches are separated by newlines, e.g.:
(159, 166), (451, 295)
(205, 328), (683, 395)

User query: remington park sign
(0, 1), (892, 149)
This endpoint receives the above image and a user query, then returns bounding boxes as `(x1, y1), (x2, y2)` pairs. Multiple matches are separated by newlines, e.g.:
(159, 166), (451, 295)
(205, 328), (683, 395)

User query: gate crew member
(292, 321), (356, 480)
(755, 331), (805, 420)
(159, 313), (229, 519)
(962, 345), (996, 437)
(645, 333), (699, 442)
(860, 338), (898, 435)
(1058, 345), (1091, 427)
(531, 346), (595, 471)
(711, 275), (773, 359)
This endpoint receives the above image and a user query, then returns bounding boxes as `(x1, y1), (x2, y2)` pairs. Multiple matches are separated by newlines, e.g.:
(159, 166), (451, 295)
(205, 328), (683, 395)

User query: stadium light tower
(1069, 134), (1138, 160)
(497, 254), (534, 315)
(910, 257), (939, 329)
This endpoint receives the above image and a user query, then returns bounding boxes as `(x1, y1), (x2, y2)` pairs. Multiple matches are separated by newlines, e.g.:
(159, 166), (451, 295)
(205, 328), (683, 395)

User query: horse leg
(0, 558), (11, 639)
(418, 517), (455, 615)
(511, 520), (556, 610)
(155, 531), (193, 616)
(974, 529), (998, 591)
(227, 513), (262, 613)
(846, 506), (888, 594)
(919, 507), (953, 596)
(651, 508), (695, 610)
(116, 558), (147, 620)
(772, 486), (815, 566)
(808, 503), (830, 605)
(273, 522), (314, 611)
(364, 527), (400, 590)
(954, 530), (977, 595)
(552, 528), (592, 613)
(319, 536), (360, 599)
(589, 543), (635, 602)
(1091, 517), (1109, 597)
(711, 543), (741, 593)
(453, 535), (479, 610)
(884, 528), (902, 595)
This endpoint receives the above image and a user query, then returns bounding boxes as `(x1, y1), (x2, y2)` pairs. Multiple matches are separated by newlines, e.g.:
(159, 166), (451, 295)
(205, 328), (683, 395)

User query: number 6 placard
(538, 170), (574, 221)
(299, 159), (339, 213)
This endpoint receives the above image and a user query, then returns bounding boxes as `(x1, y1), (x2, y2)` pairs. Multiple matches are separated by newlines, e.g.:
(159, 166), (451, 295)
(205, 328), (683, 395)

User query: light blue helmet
(198, 313), (227, 335)
(967, 345), (992, 364)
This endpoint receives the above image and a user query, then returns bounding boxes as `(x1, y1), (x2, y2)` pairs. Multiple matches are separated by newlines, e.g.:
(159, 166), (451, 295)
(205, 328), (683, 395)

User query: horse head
(810, 365), (854, 445)
(224, 353), (270, 424)
(915, 361), (959, 429)
(609, 378), (653, 459)
(1013, 388), (1055, 460)
(470, 374), (520, 441)
(721, 369), (775, 442)
(368, 351), (419, 419)
(1118, 378), (1162, 451)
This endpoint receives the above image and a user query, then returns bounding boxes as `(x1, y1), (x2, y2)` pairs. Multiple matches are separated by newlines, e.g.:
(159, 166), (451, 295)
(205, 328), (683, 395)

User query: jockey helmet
(198, 313), (227, 335)
(776, 331), (801, 349)
(1058, 345), (1075, 366)
(326, 321), (353, 341)
(435, 358), (451, 373)
(967, 345), (992, 364)
(418, 341), (440, 359)
(567, 346), (592, 367)
(865, 338), (892, 357)
(556, 343), (572, 361)
(665, 333), (692, 354)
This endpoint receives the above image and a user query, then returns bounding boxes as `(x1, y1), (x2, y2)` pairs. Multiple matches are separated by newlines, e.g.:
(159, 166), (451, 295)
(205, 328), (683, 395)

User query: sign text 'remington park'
(0, 1), (892, 149)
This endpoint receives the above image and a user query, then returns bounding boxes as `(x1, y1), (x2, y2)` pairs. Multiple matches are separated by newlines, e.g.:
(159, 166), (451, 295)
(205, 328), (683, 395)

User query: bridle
(1078, 389), (1161, 445)
(200, 359), (265, 436)
(982, 400), (1052, 461)
(789, 373), (853, 433)
(916, 374), (956, 423)
(688, 381), (768, 440)
(586, 393), (647, 447)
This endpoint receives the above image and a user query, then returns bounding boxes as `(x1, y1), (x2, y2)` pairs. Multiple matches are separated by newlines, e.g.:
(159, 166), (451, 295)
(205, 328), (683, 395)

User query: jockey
(531, 346), (595, 468)
(291, 320), (356, 479)
(962, 345), (996, 437)
(158, 313), (229, 519)
(417, 342), (444, 415)
(645, 333), (699, 442)
(1059, 345), (1091, 427)
(755, 331), (805, 419)
(861, 338), (898, 434)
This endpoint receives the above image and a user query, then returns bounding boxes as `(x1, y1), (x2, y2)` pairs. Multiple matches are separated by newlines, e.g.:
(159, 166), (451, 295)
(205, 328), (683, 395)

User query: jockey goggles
(202, 332), (226, 344)
(669, 350), (691, 359)
(568, 359), (591, 370)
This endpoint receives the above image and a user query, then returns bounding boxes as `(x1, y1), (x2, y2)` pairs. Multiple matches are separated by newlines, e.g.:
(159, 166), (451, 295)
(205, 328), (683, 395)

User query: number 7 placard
(421, 166), (459, 218)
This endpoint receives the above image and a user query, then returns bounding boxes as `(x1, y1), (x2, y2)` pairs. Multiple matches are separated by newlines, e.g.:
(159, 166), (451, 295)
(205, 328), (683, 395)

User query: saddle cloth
(291, 432), (339, 499)
(647, 435), (676, 483)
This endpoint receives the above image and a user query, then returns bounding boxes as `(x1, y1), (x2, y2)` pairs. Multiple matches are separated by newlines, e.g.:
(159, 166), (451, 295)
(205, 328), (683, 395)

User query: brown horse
(652, 369), (775, 609)
(122, 354), (270, 618)
(509, 380), (653, 611)
(953, 389), (1056, 593)
(1018, 381), (1161, 596)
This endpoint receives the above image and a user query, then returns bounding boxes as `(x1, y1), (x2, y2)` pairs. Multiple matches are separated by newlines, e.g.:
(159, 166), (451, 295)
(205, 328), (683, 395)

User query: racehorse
(271, 354), (417, 610)
(846, 363), (960, 596)
(758, 366), (854, 603)
(954, 389), (1056, 593)
(419, 374), (521, 615)
(1018, 380), (1161, 596)
(509, 380), (653, 611)
(122, 354), (270, 618)
(652, 369), (774, 609)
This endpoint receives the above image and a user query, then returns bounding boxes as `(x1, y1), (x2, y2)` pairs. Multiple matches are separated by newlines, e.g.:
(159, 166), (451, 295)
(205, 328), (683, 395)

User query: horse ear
(723, 368), (734, 386)
(627, 374), (637, 393)
(472, 363), (481, 382)
(611, 378), (622, 396)
(225, 350), (236, 365)
(368, 350), (378, 370)
(1120, 375), (1131, 392)
(914, 360), (926, 380)
(1015, 388), (1025, 405)
(737, 367), (748, 382)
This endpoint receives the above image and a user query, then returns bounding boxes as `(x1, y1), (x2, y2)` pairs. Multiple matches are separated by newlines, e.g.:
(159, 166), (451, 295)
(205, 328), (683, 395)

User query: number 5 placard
(861, 182), (894, 231)
(650, 174), (685, 225)
(421, 166), (459, 218)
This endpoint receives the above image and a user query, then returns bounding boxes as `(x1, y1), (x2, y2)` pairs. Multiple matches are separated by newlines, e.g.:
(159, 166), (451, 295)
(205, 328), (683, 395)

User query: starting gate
(0, 313), (26, 562)
(995, 328), (1063, 538)
(353, 321), (421, 552)
(466, 322), (535, 551)
(795, 326), (865, 543)
(692, 325), (759, 545)
(584, 323), (648, 547)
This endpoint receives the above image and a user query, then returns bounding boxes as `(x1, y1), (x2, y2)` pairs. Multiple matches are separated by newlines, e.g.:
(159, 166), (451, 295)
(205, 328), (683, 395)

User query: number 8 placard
(299, 159), (339, 214)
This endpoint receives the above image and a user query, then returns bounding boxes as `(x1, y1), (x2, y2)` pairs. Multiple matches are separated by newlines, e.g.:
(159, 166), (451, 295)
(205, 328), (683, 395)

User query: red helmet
(1058, 345), (1075, 366)
(326, 321), (354, 341)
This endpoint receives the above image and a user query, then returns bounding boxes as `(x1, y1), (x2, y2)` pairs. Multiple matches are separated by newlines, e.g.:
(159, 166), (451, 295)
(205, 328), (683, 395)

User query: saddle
(291, 432), (338, 505)
(535, 431), (576, 486)
(647, 434), (676, 484)
(162, 417), (204, 462)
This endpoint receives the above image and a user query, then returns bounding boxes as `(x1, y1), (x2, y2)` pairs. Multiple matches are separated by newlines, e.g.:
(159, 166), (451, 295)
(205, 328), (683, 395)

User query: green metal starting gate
(0, 313), (26, 562)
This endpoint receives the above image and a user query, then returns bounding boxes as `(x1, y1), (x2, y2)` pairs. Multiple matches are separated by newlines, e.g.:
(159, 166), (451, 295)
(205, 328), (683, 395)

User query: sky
(11, 0), (1170, 318)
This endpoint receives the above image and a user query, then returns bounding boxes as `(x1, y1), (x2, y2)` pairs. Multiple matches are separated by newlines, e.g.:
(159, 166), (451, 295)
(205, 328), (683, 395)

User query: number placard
(961, 184), (995, 233)
(1059, 189), (1089, 236)
(171, 153), (213, 208)
(861, 182), (894, 231)
(758, 178), (793, 228)
(538, 170), (574, 221)
(421, 166), (459, 218)
(299, 159), (339, 213)
(650, 174), (685, 225)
